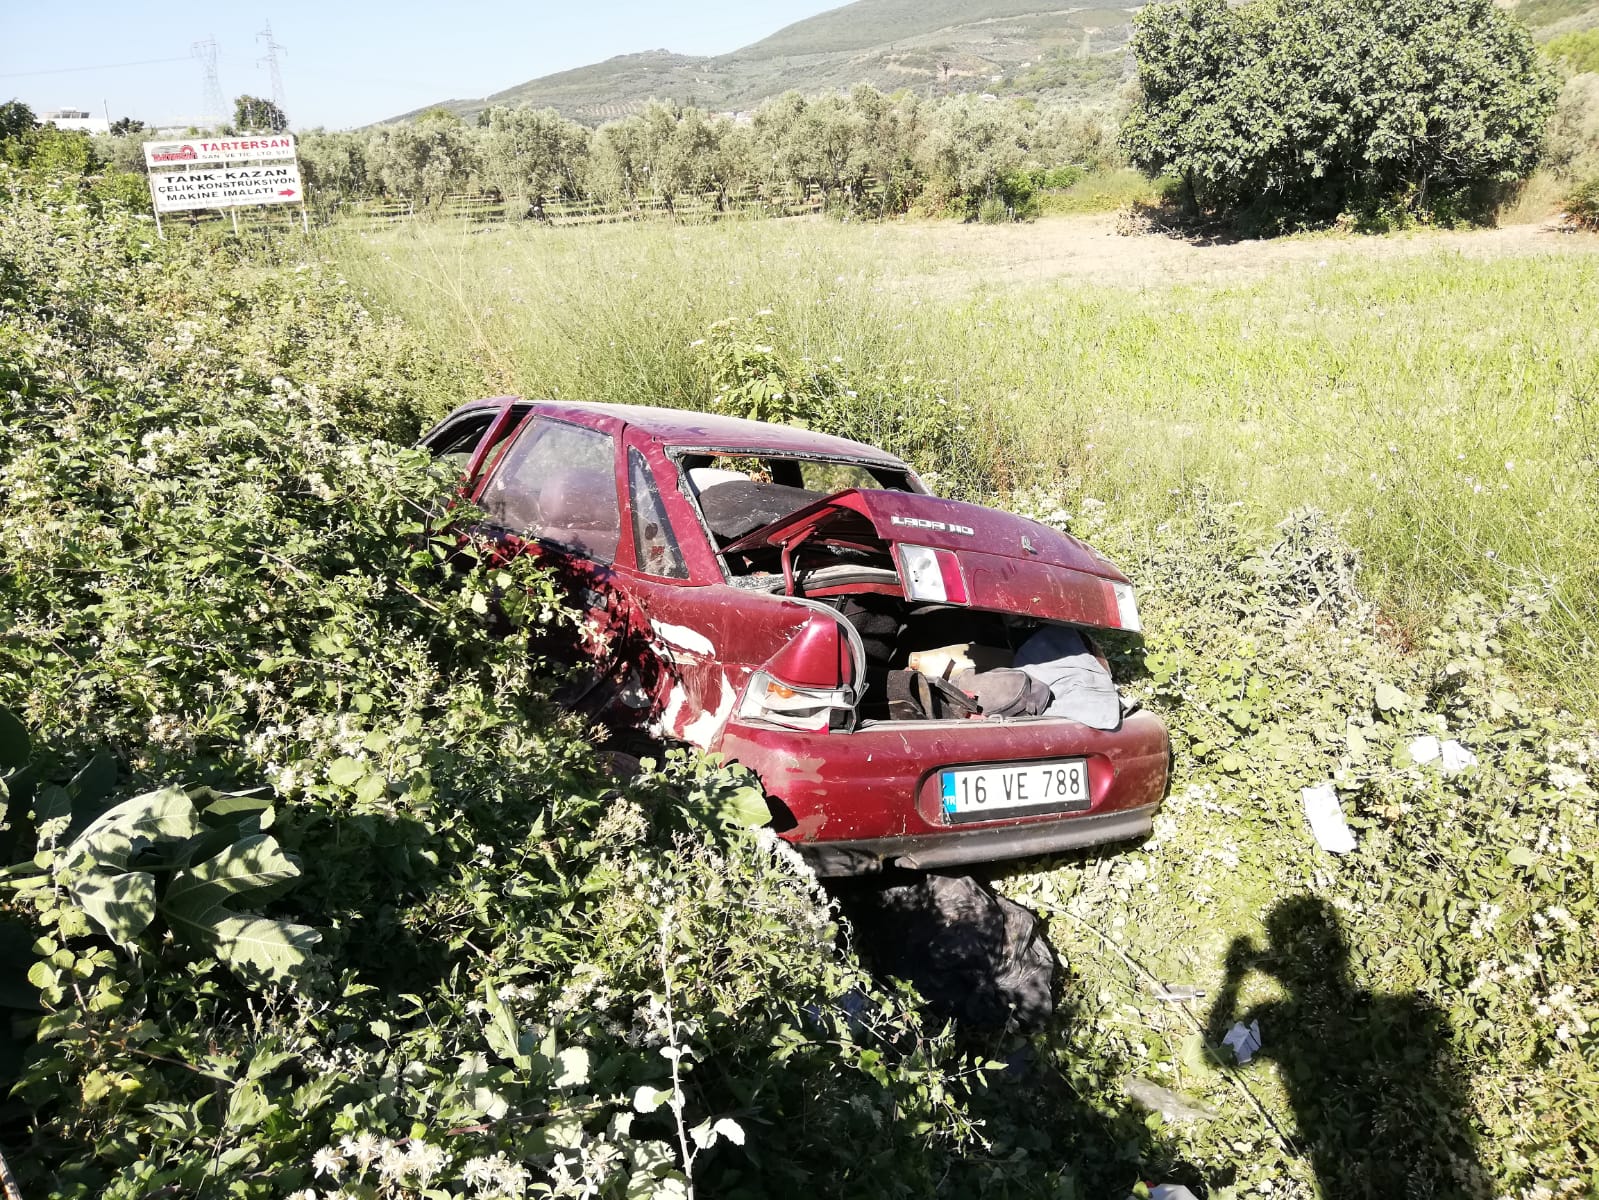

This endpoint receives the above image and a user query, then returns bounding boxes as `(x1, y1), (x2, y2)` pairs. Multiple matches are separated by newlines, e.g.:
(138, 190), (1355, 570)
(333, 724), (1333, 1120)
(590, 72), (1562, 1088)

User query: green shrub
(1566, 173), (1599, 227)
(998, 490), (1599, 1196)
(87, 171), (152, 215)
(1123, 0), (1559, 228)
(693, 311), (1021, 497)
(977, 195), (1013, 224)
(1545, 28), (1599, 75)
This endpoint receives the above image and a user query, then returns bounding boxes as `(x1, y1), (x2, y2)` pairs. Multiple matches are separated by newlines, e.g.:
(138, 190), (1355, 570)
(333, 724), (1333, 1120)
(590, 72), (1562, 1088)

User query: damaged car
(422, 397), (1170, 876)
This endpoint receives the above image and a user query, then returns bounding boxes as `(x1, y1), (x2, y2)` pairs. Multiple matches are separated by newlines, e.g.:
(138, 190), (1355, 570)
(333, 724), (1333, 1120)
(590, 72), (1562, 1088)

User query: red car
(422, 398), (1169, 876)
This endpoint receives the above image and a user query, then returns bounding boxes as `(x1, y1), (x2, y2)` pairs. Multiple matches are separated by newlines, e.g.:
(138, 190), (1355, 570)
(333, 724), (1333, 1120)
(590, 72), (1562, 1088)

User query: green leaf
(71, 869), (158, 942)
(200, 791), (275, 827)
(224, 1079), (275, 1129)
(553, 1045), (590, 1088)
(482, 979), (530, 1069)
(201, 914), (321, 984)
(164, 835), (319, 983)
(326, 757), (365, 787)
(57, 788), (202, 941)
(1374, 682), (1409, 713)
(61, 786), (201, 872)
(354, 772), (388, 805)
(716, 785), (772, 829)
(632, 1085), (671, 1114)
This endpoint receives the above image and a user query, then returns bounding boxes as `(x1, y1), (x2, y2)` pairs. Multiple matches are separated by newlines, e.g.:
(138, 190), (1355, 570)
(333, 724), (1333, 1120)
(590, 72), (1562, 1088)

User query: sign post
(143, 135), (306, 238)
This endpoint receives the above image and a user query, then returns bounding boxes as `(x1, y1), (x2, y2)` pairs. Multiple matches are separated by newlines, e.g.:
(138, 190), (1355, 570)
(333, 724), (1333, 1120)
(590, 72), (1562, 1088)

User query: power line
(0, 55), (191, 79)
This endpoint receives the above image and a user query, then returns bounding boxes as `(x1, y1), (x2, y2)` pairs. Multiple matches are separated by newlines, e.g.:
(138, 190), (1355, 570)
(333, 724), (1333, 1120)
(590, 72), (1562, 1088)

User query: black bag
(886, 669), (981, 721)
(952, 667), (1051, 717)
(833, 872), (1059, 1030)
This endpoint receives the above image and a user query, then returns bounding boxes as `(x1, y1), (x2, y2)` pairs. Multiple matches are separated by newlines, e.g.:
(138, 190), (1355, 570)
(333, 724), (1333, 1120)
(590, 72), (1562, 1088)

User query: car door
(473, 414), (634, 715)
(605, 441), (738, 743)
(418, 398), (531, 493)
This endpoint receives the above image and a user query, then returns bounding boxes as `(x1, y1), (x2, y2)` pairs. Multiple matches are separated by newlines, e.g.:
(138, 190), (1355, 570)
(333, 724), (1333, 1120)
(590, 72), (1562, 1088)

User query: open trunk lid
(721, 489), (1143, 634)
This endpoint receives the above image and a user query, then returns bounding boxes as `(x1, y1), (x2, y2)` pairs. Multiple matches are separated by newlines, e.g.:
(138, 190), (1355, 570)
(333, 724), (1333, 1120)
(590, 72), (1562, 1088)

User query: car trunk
(720, 488), (1140, 633)
(719, 489), (1139, 727)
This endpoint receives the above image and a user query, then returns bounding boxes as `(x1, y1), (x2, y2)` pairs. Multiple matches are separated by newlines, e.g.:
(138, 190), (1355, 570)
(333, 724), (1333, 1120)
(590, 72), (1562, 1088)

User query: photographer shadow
(1207, 896), (1488, 1199)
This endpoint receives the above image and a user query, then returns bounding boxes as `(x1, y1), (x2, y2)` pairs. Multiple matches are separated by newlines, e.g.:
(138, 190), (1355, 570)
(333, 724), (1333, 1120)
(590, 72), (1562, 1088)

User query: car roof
(531, 400), (909, 466)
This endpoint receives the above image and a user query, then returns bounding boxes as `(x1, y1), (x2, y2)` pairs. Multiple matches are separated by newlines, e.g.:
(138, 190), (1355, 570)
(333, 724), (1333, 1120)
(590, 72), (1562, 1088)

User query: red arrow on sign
(278, 188), (297, 197)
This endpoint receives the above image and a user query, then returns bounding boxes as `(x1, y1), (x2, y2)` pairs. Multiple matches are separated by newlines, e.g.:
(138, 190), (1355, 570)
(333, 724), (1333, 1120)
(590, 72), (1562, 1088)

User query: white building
(40, 109), (111, 135)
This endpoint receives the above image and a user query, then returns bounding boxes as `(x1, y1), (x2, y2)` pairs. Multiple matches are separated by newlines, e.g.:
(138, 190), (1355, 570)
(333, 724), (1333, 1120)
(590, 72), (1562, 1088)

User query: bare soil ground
(878, 212), (1599, 293)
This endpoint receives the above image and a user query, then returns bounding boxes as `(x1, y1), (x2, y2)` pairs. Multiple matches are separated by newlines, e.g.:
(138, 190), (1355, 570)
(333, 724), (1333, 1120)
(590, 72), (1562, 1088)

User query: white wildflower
(404, 1141), (448, 1185)
(312, 1146), (346, 1179)
(340, 1131), (385, 1168)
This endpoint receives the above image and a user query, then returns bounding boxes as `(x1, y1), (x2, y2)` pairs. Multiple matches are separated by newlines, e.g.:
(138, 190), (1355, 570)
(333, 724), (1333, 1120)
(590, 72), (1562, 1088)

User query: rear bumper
(714, 710), (1170, 876)
(797, 800), (1161, 877)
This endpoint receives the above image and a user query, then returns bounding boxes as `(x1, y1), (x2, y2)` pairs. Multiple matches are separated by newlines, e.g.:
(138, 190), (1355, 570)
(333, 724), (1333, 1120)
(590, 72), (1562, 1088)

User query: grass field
(327, 214), (1599, 716)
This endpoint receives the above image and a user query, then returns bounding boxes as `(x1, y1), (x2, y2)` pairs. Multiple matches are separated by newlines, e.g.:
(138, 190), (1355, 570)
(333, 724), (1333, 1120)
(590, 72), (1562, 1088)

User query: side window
(629, 449), (688, 579)
(423, 414), (494, 471)
(480, 419), (620, 562)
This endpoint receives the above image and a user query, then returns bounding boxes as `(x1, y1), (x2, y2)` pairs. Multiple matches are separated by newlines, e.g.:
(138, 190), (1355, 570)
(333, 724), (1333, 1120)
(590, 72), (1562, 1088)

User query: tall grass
(327, 217), (1599, 712)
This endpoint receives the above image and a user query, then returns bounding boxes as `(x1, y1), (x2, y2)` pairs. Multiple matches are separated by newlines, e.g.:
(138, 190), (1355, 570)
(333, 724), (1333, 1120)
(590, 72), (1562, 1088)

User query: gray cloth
(1013, 624), (1121, 729)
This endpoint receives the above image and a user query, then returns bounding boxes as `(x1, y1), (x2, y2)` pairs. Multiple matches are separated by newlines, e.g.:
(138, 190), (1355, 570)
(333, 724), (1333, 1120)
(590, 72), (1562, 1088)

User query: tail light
(738, 612), (858, 732)
(1111, 582), (1142, 632)
(737, 672), (854, 732)
(897, 544), (969, 605)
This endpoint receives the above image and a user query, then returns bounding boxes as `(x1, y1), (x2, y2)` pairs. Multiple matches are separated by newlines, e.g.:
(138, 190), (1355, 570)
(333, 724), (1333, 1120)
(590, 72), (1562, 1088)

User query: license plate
(940, 759), (1091, 823)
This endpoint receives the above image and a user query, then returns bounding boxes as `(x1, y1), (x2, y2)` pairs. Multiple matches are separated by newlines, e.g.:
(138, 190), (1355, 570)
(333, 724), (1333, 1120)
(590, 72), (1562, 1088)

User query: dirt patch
(877, 213), (1599, 294)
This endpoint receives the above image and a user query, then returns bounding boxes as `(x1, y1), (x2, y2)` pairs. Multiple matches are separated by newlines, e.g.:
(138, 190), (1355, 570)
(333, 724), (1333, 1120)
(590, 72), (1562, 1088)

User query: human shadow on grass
(1207, 896), (1488, 1200)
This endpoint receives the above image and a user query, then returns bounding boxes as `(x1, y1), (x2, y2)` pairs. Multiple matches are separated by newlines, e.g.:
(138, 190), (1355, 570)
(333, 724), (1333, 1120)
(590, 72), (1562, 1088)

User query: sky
(0, 0), (842, 129)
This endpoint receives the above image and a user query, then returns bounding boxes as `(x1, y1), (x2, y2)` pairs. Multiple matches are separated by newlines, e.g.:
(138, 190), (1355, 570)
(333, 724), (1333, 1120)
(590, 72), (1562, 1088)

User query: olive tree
(752, 92), (817, 201)
(851, 86), (924, 215)
(700, 119), (757, 211)
(365, 113), (478, 207)
(589, 114), (649, 210)
(481, 105), (589, 217)
(233, 95), (288, 134)
(917, 96), (1028, 215)
(1122, 0), (1558, 225)
(298, 129), (371, 203)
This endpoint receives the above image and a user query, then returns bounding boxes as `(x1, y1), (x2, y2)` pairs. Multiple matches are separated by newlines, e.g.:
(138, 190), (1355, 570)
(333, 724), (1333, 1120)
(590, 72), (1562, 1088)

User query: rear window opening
(678, 452), (916, 586)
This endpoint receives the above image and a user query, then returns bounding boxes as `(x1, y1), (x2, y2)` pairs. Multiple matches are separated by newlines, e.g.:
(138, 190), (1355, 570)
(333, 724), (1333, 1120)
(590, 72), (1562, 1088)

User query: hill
(397, 1), (1142, 124)
(398, 0), (1599, 124)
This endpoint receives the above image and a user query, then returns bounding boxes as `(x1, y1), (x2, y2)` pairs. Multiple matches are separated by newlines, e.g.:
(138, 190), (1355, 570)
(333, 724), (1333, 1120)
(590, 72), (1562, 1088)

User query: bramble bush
(0, 174), (1007, 1199)
(692, 311), (1023, 498)
(998, 488), (1599, 1197)
(1567, 174), (1599, 230)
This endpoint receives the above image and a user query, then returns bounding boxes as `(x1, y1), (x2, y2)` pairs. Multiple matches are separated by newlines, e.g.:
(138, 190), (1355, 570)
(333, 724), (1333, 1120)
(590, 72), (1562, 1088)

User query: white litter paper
(1223, 1020), (1262, 1064)
(1440, 740), (1478, 776)
(1409, 735), (1441, 765)
(1301, 783), (1357, 853)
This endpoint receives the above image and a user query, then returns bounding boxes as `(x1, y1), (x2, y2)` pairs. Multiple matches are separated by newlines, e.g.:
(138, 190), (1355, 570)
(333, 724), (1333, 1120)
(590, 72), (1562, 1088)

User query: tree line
(289, 89), (1122, 221)
(4, 0), (1592, 231)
